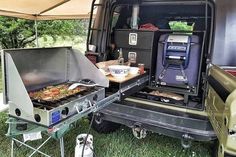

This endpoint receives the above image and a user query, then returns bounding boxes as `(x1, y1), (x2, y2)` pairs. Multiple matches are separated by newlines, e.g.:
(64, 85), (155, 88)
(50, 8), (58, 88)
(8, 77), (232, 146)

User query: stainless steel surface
(52, 91), (120, 129)
(212, 0), (236, 66)
(1, 51), (6, 104)
(3, 47), (109, 93)
(5, 47), (68, 91)
(6, 53), (34, 116)
(2, 47), (110, 126)
(68, 49), (109, 87)
(8, 86), (105, 127)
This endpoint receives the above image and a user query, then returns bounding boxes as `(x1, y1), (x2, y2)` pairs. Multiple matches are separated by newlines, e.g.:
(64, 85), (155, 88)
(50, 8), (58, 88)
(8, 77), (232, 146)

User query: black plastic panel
(208, 75), (230, 102)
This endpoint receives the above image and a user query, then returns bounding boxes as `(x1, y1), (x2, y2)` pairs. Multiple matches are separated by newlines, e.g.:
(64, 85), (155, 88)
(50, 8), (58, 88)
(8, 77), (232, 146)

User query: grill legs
(60, 137), (65, 157)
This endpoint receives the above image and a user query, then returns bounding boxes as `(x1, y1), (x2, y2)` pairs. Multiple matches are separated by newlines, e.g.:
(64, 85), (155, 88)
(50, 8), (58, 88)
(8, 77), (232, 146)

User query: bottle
(118, 48), (124, 65)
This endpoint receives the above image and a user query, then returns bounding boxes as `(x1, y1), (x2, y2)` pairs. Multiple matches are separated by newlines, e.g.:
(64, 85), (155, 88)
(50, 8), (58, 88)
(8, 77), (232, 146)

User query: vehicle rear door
(206, 65), (236, 157)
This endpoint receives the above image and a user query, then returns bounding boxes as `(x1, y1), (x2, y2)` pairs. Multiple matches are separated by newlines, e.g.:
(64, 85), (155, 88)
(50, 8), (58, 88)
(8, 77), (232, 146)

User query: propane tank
(75, 134), (93, 157)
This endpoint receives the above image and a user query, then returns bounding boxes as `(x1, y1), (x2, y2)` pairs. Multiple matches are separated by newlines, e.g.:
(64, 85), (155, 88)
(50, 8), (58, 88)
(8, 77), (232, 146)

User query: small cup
(138, 63), (145, 74)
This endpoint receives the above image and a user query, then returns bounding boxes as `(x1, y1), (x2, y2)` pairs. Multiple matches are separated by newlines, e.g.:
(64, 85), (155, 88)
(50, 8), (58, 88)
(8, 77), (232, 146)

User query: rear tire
(89, 113), (121, 133)
(211, 140), (219, 157)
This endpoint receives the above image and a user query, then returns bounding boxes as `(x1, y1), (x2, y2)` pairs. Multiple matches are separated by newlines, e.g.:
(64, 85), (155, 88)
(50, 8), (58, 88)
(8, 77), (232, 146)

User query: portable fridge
(155, 34), (202, 94)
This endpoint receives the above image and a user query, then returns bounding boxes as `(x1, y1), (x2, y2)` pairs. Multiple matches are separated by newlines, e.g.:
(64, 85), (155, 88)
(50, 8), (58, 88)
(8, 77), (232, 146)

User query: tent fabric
(0, 0), (94, 20)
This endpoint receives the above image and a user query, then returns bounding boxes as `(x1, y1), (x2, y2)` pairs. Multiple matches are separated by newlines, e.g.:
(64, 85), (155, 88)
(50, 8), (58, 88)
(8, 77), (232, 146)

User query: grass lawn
(0, 64), (212, 157)
(0, 113), (212, 157)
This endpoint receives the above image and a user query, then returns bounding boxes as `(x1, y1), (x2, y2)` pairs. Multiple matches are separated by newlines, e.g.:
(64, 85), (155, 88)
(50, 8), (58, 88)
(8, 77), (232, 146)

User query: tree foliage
(0, 17), (88, 49)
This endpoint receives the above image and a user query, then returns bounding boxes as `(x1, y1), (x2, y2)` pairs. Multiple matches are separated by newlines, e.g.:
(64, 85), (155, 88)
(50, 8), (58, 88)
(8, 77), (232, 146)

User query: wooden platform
(107, 73), (144, 83)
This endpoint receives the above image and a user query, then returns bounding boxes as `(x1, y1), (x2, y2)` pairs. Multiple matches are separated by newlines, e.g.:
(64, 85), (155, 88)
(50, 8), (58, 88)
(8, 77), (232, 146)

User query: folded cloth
(139, 23), (159, 31)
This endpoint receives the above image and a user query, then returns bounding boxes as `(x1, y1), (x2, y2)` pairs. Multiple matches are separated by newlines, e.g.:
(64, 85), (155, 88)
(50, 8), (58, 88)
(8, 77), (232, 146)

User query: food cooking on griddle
(29, 84), (87, 102)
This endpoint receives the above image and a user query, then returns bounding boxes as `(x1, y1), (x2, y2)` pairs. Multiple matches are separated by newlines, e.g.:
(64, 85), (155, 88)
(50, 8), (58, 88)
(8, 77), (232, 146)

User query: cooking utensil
(68, 79), (98, 90)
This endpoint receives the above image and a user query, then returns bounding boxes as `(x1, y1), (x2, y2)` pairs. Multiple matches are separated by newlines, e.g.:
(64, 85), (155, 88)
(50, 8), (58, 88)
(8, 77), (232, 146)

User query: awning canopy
(0, 0), (94, 20)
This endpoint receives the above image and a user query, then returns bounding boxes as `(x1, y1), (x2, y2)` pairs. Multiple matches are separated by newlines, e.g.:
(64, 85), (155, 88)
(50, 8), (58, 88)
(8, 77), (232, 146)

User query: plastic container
(108, 65), (130, 79)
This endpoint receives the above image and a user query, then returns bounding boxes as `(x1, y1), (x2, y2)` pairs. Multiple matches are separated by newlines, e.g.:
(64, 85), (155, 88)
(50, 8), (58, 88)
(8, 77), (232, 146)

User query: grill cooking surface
(29, 83), (98, 109)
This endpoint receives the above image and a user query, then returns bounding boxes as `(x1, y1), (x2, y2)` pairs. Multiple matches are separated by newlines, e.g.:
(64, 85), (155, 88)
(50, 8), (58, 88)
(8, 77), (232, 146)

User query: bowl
(108, 65), (130, 79)
(129, 67), (139, 75)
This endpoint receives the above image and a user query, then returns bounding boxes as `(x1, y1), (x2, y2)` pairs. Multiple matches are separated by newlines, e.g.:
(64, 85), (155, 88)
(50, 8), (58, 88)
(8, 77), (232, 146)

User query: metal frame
(11, 137), (54, 157)
(7, 118), (65, 157)
(7, 90), (121, 157)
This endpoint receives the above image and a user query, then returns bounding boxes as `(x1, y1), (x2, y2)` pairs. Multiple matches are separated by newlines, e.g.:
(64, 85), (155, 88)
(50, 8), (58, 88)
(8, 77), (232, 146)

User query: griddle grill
(2, 47), (108, 127)
(31, 84), (98, 110)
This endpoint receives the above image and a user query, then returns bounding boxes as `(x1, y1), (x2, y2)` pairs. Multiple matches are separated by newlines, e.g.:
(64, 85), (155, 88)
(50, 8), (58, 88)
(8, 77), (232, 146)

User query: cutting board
(107, 73), (144, 83)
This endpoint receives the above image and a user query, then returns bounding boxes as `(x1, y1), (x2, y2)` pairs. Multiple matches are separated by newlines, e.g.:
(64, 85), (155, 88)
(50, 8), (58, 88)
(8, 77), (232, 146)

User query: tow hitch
(132, 123), (147, 139)
(181, 134), (193, 149)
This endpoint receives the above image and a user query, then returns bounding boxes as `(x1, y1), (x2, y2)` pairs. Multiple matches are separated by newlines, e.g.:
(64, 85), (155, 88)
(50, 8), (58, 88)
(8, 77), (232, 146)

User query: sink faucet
(118, 48), (124, 65)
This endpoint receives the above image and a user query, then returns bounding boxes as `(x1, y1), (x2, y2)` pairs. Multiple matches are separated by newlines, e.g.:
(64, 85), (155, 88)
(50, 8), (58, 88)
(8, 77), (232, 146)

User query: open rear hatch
(206, 65), (236, 156)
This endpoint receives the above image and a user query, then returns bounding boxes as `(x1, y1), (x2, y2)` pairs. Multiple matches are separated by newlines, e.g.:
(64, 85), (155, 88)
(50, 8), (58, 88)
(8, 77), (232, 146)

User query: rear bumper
(100, 102), (216, 141)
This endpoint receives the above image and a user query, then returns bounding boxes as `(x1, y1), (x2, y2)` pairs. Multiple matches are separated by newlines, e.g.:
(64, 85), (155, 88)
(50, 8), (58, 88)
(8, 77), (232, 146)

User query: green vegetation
(0, 17), (88, 49)
(0, 114), (212, 157)
(169, 21), (195, 32)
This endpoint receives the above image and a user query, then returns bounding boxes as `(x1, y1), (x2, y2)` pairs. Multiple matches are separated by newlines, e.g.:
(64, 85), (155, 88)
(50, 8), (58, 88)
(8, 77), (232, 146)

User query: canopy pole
(34, 20), (39, 47)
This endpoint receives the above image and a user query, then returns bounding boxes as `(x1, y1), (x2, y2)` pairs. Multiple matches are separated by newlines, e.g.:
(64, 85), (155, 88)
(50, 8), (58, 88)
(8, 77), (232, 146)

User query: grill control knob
(34, 114), (41, 122)
(15, 108), (21, 117)
(93, 94), (98, 101)
(78, 106), (83, 112)
(61, 107), (69, 116)
(87, 102), (91, 108)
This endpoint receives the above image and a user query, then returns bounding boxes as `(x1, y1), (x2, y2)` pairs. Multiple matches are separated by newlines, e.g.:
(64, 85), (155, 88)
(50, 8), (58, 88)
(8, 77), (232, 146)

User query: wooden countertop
(107, 72), (145, 83)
